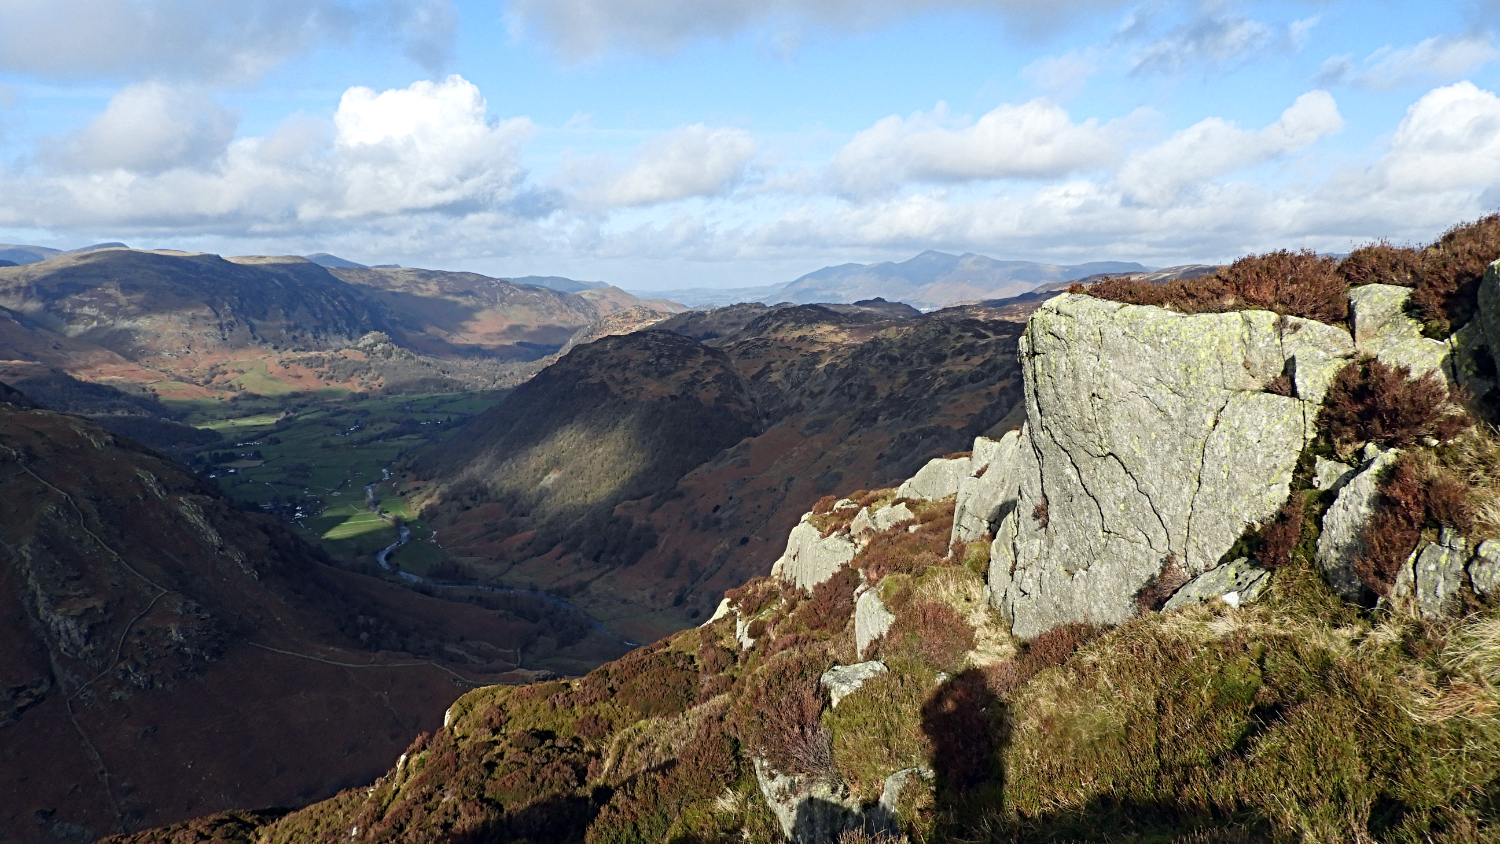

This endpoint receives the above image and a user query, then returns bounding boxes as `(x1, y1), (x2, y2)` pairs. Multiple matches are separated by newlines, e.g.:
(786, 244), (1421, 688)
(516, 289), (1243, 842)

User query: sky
(1, 1), (1499, 291)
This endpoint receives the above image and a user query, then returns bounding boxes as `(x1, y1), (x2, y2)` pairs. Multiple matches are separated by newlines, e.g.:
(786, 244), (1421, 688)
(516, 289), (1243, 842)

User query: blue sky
(1, 0), (1499, 291)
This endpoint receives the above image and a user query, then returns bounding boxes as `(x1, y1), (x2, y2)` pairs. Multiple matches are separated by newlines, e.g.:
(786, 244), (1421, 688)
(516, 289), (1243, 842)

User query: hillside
(406, 302), (1027, 643)
(0, 249), (683, 403)
(0, 390), (632, 844)
(110, 231), (1500, 843)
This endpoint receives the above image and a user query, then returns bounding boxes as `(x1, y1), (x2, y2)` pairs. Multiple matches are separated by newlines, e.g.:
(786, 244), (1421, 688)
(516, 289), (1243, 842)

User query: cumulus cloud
(52, 83), (239, 174)
(827, 99), (1136, 195)
(1116, 90), (1344, 205)
(0, 76), (531, 231)
(1315, 34), (1500, 90)
(565, 125), (759, 208)
(507, 0), (1129, 60)
(0, 0), (456, 82)
(1369, 81), (1500, 193)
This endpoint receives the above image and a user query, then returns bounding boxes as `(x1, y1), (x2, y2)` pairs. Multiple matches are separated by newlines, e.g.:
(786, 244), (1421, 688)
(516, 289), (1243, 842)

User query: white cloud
(827, 99), (1135, 195)
(1370, 81), (1500, 193)
(1023, 50), (1099, 97)
(1315, 34), (1500, 90)
(0, 76), (531, 231)
(507, 0), (1130, 60)
(566, 125), (759, 208)
(1116, 90), (1343, 206)
(52, 83), (239, 174)
(0, 0), (456, 82)
(1120, 2), (1318, 76)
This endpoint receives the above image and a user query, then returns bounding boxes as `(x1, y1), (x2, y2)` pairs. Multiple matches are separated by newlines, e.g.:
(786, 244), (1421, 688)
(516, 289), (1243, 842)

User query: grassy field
(166, 391), (505, 565)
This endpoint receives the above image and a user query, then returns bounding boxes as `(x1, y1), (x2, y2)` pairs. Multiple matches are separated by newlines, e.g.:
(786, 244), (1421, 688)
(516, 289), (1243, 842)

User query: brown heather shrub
(1339, 240), (1423, 288)
(984, 622), (1109, 700)
(586, 717), (739, 844)
(1255, 494), (1307, 569)
(942, 451), (973, 459)
(1085, 250), (1347, 324)
(1319, 358), (1469, 454)
(813, 494), (839, 515)
(1413, 213), (1500, 336)
(696, 639), (736, 675)
(574, 710), (612, 740)
(1135, 554), (1190, 614)
(1032, 498), (1049, 527)
(574, 647), (699, 720)
(1355, 453), (1475, 596)
(859, 505), (955, 583)
(791, 566), (861, 633)
(883, 599), (976, 673)
(735, 650), (835, 776)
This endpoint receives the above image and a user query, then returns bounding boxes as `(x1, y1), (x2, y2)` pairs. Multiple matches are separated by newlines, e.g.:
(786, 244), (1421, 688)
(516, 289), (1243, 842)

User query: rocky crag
(112, 225), (1500, 844)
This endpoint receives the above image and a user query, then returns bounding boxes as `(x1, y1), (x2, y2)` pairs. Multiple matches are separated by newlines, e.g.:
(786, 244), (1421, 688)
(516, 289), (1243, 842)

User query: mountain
(104, 224), (1500, 844)
(0, 243), (63, 265)
(0, 250), (684, 400)
(304, 252), (368, 269)
(637, 252), (1153, 310)
(0, 388), (630, 843)
(405, 300), (1029, 643)
(509, 275), (611, 293)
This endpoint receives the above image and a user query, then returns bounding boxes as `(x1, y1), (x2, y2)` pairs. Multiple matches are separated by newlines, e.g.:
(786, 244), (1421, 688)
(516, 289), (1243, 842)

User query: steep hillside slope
(408, 304), (1025, 642)
(0, 392), (627, 844)
(0, 250), (682, 401)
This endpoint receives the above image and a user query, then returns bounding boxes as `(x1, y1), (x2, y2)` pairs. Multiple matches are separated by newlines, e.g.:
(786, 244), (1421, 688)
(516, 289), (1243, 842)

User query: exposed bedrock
(987, 294), (1355, 637)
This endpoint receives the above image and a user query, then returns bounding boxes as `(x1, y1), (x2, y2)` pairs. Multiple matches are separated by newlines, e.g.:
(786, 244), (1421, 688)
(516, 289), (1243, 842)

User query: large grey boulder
(1162, 558), (1271, 612)
(988, 294), (1355, 637)
(1470, 539), (1500, 600)
(754, 759), (864, 844)
(1349, 284), (1452, 381)
(772, 516), (858, 590)
(1391, 529), (1468, 618)
(820, 661), (888, 708)
(850, 501), (915, 540)
(854, 589), (895, 657)
(1315, 446), (1400, 602)
(896, 455), (970, 501)
(951, 430), (1023, 545)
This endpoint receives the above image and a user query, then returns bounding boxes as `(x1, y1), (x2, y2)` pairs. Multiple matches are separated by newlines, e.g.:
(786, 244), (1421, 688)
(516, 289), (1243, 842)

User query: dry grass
(1433, 423), (1500, 539)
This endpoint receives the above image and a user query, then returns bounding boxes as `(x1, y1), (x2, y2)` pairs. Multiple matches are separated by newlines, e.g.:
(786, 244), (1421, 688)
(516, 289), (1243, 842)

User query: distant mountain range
(637, 250), (1154, 310)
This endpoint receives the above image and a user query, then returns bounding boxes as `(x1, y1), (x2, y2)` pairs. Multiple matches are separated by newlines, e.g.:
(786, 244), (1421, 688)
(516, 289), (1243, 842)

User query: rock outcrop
(771, 517), (859, 590)
(820, 661), (888, 707)
(1161, 558), (1271, 612)
(895, 455), (969, 501)
(950, 430), (1022, 545)
(988, 294), (1354, 637)
(1348, 284), (1453, 381)
(1315, 446), (1400, 603)
(854, 589), (895, 656)
(1391, 530), (1469, 618)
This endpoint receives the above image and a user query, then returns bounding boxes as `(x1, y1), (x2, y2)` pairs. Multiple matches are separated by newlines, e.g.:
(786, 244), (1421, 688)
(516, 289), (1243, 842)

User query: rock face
(988, 294), (1356, 637)
(1471, 540), (1500, 600)
(772, 516), (858, 590)
(1313, 456), (1354, 493)
(1348, 284), (1453, 381)
(951, 430), (1023, 545)
(850, 501), (915, 539)
(896, 455), (970, 501)
(1315, 446), (1401, 603)
(854, 589), (895, 656)
(1162, 558), (1271, 612)
(1392, 529), (1469, 618)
